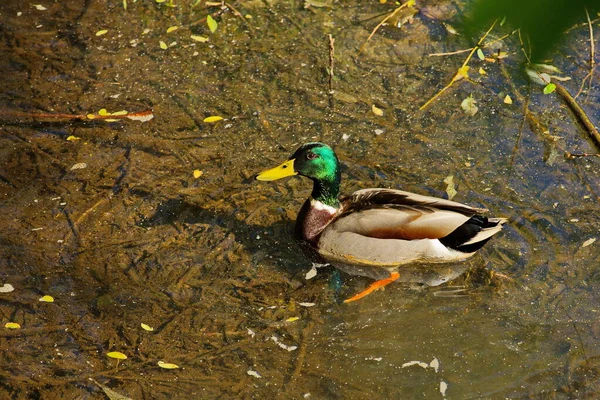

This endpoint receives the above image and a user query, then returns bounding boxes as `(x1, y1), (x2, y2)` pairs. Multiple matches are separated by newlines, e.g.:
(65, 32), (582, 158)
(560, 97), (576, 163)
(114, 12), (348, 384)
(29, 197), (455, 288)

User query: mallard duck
(256, 142), (506, 302)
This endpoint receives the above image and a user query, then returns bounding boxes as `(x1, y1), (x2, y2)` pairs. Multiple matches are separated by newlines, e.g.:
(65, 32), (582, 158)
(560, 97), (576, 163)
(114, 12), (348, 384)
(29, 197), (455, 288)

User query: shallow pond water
(1, 0), (599, 398)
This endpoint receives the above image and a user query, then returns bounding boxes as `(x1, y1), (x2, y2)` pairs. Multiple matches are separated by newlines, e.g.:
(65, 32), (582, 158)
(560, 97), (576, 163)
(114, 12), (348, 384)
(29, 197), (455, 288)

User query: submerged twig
(565, 152), (600, 158)
(328, 34), (335, 95)
(552, 79), (600, 149)
(357, 1), (413, 56)
(420, 19), (498, 111)
(0, 109), (154, 122)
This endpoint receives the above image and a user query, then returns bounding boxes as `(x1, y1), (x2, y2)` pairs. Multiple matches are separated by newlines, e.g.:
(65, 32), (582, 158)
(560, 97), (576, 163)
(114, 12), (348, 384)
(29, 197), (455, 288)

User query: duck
(256, 142), (506, 303)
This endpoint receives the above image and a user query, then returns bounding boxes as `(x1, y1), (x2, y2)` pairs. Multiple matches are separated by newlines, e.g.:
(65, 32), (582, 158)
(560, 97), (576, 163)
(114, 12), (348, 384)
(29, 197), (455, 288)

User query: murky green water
(1, 0), (599, 398)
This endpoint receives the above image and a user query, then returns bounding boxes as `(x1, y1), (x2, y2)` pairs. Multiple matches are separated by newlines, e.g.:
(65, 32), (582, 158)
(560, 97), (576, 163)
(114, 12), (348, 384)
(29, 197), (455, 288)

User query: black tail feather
(439, 215), (501, 253)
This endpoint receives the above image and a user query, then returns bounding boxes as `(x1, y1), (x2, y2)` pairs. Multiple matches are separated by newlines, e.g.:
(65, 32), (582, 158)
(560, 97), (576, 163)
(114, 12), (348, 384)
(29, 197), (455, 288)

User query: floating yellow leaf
(156, 0), (166, 2)
(159, 40), (168, 50)
(443, 175), (457, 200)
(286, 317), (300, 322)
(371, 104), (384, 116)
(207, 15), (218, 33)
(96, 30), (108, 37)
(203, 116), (223, 123)
(478, 68), (486, 75)
(158, 360), (180, 369)
(141, 323), (154, 331)
(167, 26), (179, 33)
(98, 109), (109, 116)
(193, 169), (203, 178)
(476, 48), (484, 60)
(5, 322), (20, 329)
(456, 66), (470, 80)
(106, 351), (128, 360)
(39, 295), (54, 303)
(190, 35), (209, 43)
(111, 110), (128, 116)
(503, 95), (513, 105)
(67, 135), (81, 141)
(86, 114), (96, 120)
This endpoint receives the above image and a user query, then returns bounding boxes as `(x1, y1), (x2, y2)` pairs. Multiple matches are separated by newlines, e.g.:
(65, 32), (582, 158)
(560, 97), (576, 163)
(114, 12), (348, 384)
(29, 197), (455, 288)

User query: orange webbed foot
(344, 272), (400, 303)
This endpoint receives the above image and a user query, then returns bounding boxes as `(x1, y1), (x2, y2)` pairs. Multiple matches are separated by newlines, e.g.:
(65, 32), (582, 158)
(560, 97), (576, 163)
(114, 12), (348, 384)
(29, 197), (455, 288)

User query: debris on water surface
(106, 351), (127, 360)
(247, 369), (262, 378)
(460, 95), (478, 116)
(271, 336), (298, 352)
(157, 361), (180, 369)
(70, 163), (87, 171)
(440, 380), (448, 396)
(5, 322), (20, 329)
(582, 238), (596, 248)
(39, 295), (54, 302)
(0, 283), (14, 293)
(203, 115), (223, 123)
(141, 323), (154, 331)
(443, 175), (457, 200)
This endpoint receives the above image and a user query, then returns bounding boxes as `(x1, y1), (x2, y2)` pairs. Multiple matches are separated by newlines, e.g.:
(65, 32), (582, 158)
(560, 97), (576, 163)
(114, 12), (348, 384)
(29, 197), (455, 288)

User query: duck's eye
(306, 152), (318, 160)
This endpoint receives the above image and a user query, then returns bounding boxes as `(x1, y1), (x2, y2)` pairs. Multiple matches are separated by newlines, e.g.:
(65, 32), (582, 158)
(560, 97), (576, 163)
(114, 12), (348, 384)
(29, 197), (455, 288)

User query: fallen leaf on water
(429, 357), (440, 372)
(141, 323), (154, 331)
(159, 41), (168, 50)
(39, 295), (54, 303)
(286, 317), (300, 322)
(247, 369), (262, 378)
(203, 115), (223, 123)
(443, 175), (457, 200)
(478, 68), (487, 75)
(271, 336), (298, 351)
(70, 163), (88, 171)
(371, 104), (384, 116)
(66, 136), (81, 141)
(167, 26), (179, 33)
(504, 95), (513, 104)
(440, 380), (448, 396)
(96, 30), (108, 36)
(33, 4), (47, 10)
(157, 361), (180, 369)
(305, 266), (317, 280)
(402, 360), (429, 369)
(5, 322), (21, 329)
(476, 48), (484, 60)
(0, 283), (14, 293)
(107, 351), (127, 360)
(193, 169), (203, 178)
(298, 302), (316, 307)
(460, 95), (478, 116)
(582, 238), (596, 248)
(454, 66), (470, 81)
(207, 15), (218, 33)
(543, 83), (556, 94)
(190, 35), (209, 42)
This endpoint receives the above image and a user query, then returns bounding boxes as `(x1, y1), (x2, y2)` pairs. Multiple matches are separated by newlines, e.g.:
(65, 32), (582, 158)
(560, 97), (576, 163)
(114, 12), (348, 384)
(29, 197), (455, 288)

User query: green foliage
(463, 0), (599, 61)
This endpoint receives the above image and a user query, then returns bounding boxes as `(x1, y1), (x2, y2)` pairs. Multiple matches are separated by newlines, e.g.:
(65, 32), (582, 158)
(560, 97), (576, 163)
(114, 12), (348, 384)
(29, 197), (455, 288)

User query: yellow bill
(255, 159), (297, 181)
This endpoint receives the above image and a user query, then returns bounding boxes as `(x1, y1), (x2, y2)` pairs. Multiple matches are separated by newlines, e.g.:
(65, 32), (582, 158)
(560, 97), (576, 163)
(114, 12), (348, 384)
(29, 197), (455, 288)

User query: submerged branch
(552, 79), (600, 150)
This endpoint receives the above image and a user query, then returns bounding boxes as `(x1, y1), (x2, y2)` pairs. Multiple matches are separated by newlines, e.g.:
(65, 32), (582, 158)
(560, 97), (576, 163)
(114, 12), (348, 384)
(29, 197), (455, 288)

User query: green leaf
(207, 15), (218, 33)
(543, 83), (556, 94)
(476, 48), (484, 60)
